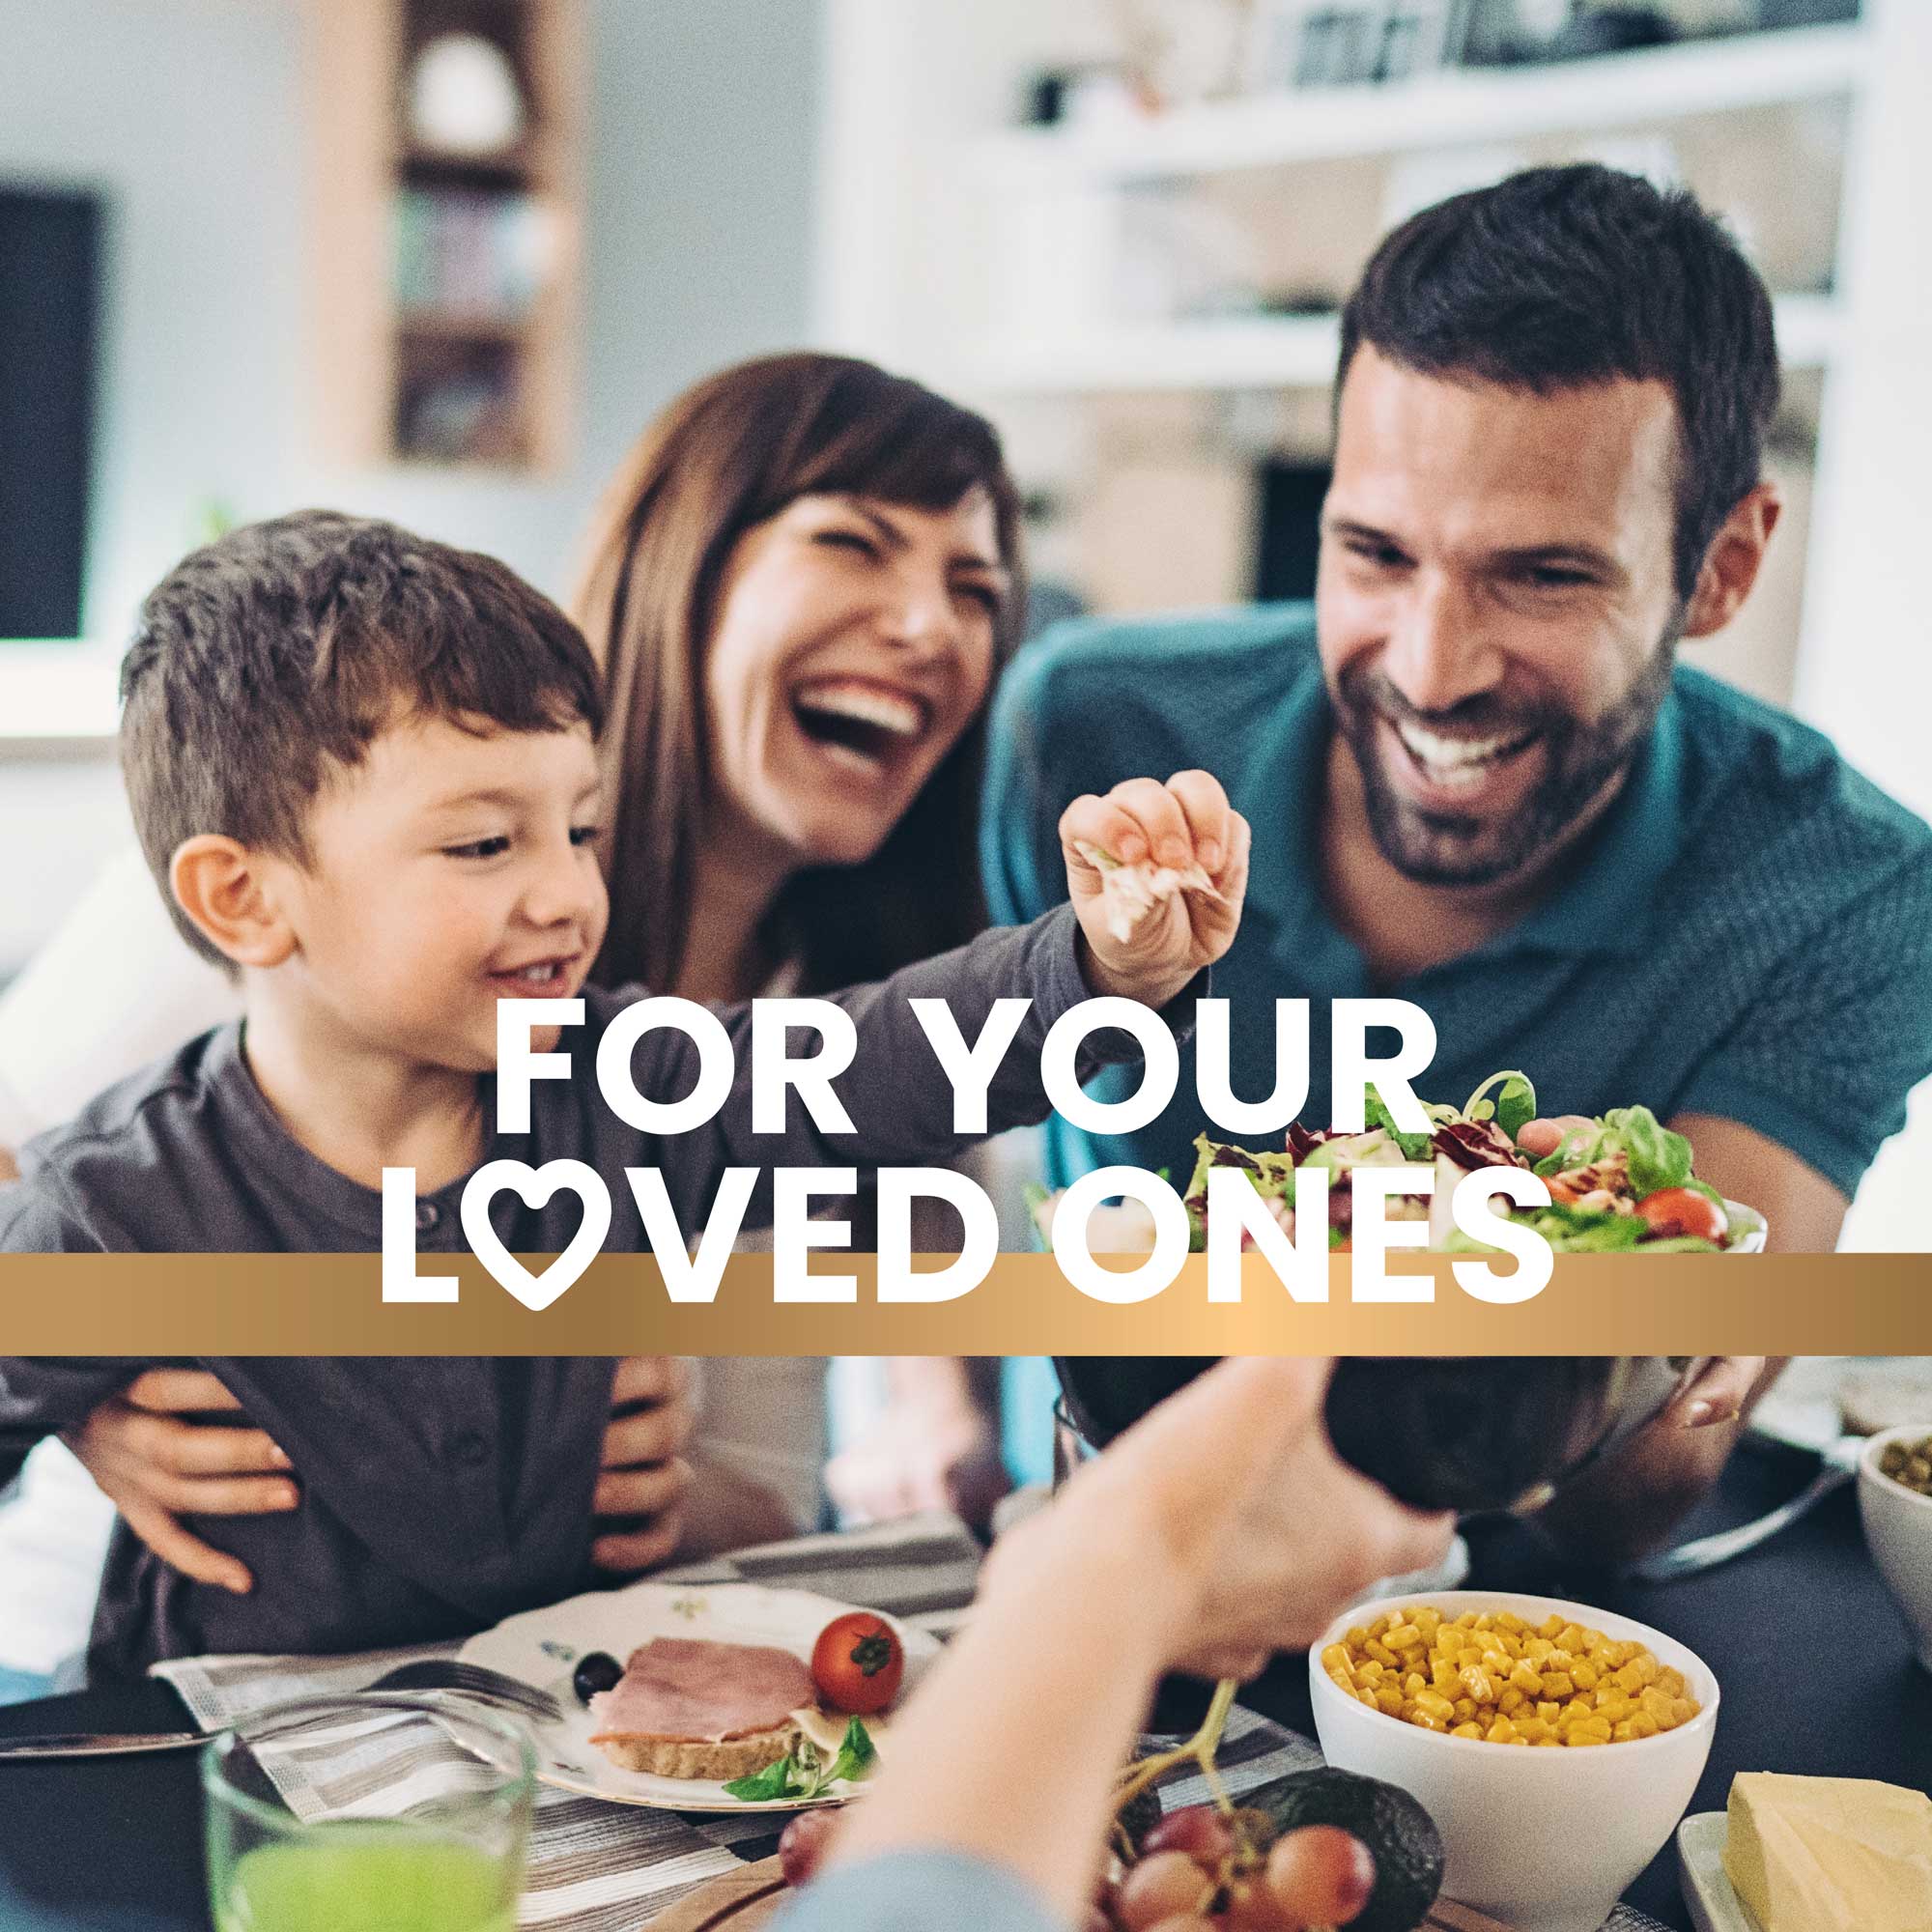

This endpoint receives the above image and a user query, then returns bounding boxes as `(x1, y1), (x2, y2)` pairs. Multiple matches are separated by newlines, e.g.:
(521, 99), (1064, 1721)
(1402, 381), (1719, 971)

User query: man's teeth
(507, 962), (562, 983)
(792, 680), (924, 738)
(1394, 719), (1535, 787)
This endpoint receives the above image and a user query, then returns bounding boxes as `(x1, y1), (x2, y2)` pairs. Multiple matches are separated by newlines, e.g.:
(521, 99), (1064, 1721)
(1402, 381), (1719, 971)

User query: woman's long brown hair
(572, 353), (1027, 996)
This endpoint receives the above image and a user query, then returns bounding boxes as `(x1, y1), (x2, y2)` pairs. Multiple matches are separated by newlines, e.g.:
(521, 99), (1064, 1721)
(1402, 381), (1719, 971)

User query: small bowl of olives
(1859, 1424), (1932, 1672)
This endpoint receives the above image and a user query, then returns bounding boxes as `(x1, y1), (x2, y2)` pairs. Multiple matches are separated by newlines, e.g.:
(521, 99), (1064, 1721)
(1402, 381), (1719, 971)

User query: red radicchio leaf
(1432, 1120), (1529, 1172)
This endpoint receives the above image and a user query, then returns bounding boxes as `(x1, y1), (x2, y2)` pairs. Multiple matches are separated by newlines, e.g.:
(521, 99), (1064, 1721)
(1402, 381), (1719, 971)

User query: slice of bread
(592, 1719), (801, 1780)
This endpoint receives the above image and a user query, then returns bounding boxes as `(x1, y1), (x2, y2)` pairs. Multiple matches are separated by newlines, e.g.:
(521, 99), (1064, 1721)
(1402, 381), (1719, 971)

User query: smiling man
(982, 164), (1932, 1549)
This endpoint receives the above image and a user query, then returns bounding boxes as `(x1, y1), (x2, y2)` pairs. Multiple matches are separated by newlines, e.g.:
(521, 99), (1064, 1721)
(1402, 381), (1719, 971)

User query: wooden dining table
(1, 1437), (1928, 1932)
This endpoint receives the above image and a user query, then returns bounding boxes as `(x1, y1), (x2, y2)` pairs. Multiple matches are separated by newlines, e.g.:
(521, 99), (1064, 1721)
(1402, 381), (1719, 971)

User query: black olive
(573, 1651), (623, 1704)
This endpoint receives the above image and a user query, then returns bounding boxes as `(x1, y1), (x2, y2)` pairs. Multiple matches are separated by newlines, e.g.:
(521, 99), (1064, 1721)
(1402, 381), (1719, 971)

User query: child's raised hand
(1059, 771), (1249, 1008)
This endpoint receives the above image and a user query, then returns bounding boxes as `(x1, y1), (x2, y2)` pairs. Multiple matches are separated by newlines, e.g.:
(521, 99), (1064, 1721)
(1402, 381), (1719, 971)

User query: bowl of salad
(1030, 1070), (1767, 1256)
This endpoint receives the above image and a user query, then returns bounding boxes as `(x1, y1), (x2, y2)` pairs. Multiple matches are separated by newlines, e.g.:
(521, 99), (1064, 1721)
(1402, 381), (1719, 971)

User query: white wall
(0, 0), (821, 976)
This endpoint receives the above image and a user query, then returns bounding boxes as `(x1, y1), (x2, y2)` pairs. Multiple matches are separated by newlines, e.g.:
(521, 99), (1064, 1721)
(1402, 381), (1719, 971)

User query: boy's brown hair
(121, 510), (605, 966)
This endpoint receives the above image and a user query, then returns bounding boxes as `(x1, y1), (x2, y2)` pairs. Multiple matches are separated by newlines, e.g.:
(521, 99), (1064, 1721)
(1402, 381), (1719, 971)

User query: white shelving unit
(970, 23), (1869, 185)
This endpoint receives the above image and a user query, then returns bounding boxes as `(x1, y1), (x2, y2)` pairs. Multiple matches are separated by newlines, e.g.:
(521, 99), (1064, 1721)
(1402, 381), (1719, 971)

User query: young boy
(0, 511), (1248, 1675)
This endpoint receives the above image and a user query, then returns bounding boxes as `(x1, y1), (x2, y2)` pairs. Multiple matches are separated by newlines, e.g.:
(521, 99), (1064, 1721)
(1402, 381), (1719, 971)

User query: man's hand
(1534, 1357), (1780, 1562)
(1060, 771), (1250, 1009)
(590, 1356), (696, 1575)
(64, 1369), (298, 1596)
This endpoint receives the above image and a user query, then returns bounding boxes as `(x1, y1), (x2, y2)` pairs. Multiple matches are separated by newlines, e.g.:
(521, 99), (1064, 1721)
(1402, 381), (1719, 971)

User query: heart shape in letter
(461, 1159), (612, 1313)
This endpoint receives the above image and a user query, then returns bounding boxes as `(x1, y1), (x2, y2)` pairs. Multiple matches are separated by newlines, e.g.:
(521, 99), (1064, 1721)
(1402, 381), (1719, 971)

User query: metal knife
(0, 1729), (208, 1761)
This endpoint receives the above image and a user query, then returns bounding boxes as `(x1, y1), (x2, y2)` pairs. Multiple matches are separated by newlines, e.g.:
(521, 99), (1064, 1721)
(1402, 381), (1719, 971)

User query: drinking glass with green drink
(203, 1694), (534, 1932)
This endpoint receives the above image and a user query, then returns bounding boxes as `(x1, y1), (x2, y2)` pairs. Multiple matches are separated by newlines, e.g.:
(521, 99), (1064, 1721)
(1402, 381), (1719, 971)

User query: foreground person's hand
(1006, 1357), (1456, 1681)
(65, 1368), (298, 1596)
(819, 1358), (1449, 1928)
(590, 1355), (696, 1574)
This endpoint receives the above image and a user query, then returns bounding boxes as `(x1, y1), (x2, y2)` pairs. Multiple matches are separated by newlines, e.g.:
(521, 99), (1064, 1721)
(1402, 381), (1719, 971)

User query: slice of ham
(588, 1637), (816, 1744)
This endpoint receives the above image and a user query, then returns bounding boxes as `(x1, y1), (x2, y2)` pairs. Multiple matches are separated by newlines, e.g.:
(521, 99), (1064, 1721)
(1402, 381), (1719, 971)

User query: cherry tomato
(810, 1612), (905, 1714)
(1635, 1186), (1728, 1244)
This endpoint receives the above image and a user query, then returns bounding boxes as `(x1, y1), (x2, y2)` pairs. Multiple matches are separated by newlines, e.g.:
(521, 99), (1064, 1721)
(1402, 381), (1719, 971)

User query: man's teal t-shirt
(980, 603), (1932, 1201)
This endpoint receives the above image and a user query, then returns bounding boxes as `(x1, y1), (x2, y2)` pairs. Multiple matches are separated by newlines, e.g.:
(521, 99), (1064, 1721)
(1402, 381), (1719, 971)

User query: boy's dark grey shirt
(0, 906), (1167, 1675)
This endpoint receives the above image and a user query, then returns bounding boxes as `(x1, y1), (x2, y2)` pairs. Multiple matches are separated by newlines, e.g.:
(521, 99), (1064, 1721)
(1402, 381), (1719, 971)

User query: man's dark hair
(121, 510), (605, 966)
(1338, 164), (1780, 600)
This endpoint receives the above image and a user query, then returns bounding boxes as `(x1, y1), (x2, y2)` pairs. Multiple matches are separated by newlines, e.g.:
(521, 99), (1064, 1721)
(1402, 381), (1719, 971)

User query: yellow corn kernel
(1410, 1709), (1448, 1733)
(1670, 1698), (1696, 1726)
(1658, 1667), (1686, 1698)
(1571, 1661), (1601, 1691)
(1461, 1664), (1497, 1704)
(1354, 1660), (1384, 1688)
(1515, 1717), (1551, 1742)
(1404, 1671), (1427, 1698)
(1359, 1689), (1380, 1707)
(1595, 1695), (1634, 1725)
(1367, 1638), (1400, 1669)
(1496, 1631), (1524, 1660)
(1367, 1615), (1392, 1639)
(1509, 1659), (1544, 1696)
(1322, 1643), (1350, 1673)
(1498, 1687), (1526, 1716)
(1611, 1720), (1637, 1742)
(1451, 1721), (1485, 1740)
(1456, 1611), (1481, 1630)
(1537, 1700), (1562, 1724)
(1567, 1729), (1607, 1747)
(1346, 1627), (1371, 1652)
(1495, 1611), (1526, 1635)
(1329, 1669), (1355, 1697)
(1525, 1637), (1554, 1662)
(1378, 1686), (1406, 1715)
(1627, 1712), (1659, 1739)
(1386, 1622), (1425, 1652)
(1541, 1614), (1567, 1638)
(1533, 1735), (1562, 1747)
(1558, 1625), (1586, 1652)
(1544, 1647), (1575, 1674)
(1452, 1696), (1478, 1722)
(1413, 1690), (1457, 1723)
(1486, 1717), (1520, 1745)
(1543, 1672), (1575, 1699)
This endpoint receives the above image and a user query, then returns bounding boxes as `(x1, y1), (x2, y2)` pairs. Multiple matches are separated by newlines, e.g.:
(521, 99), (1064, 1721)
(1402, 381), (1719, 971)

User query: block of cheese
(1722, 1772), (1932, 1932)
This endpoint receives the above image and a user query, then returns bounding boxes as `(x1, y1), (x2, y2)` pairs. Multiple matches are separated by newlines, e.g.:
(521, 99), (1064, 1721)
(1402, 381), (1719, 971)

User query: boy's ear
(1682, 481), (1782, 639)
(169, 836), (298, 969)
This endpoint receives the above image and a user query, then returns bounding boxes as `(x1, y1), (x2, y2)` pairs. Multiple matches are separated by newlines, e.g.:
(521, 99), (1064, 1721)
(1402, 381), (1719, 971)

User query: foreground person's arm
(776, 1358), (1452, 1932)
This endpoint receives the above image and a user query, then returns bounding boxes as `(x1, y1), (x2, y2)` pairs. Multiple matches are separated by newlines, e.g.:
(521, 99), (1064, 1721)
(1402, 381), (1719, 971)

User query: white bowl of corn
(1310, 1590), (1718, 1932)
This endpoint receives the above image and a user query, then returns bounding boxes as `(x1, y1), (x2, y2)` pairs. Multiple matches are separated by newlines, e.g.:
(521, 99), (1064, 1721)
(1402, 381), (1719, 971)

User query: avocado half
(1238, 1767), (1445, 1932)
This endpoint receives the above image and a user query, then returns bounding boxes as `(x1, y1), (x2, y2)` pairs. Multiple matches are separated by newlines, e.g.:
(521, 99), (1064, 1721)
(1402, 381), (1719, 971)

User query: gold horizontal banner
(1, 1253), (1929, 1353)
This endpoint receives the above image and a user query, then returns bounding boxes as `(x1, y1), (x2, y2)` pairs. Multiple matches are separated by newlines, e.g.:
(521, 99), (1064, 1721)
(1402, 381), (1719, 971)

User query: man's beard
(1333, 640), (1677, 888)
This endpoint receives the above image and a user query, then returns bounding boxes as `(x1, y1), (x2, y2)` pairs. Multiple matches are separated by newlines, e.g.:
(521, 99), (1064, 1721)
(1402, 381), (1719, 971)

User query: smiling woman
(0, 355), (1031, 1635)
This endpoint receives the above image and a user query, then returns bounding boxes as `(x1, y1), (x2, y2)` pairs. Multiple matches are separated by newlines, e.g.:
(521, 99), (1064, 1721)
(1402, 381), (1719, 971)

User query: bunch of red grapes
(779, 1802), (1375, 1932)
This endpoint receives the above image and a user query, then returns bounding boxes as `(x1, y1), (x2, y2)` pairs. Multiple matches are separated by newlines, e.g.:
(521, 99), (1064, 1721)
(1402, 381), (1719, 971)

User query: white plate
(1676, 1811), (1757, 1932)
(456, 1578), (938, 1812)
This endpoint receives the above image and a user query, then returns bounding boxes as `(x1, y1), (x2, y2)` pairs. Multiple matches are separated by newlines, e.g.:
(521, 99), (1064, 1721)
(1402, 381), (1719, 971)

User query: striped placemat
(152, 1510), (1670, 1932)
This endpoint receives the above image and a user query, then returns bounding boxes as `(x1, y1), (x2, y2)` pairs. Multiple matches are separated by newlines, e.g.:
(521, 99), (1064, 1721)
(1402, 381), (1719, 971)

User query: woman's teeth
(1393, 718), (1537, 791)
(501, 961), (565, 985)
(790, 678), (928, 766)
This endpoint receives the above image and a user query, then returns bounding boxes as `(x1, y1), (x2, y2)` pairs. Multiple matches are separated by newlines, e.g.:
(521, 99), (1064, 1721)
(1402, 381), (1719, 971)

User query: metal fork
(1628, 1433), (1864, 1582)
(354, 1658), (562, 1723)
